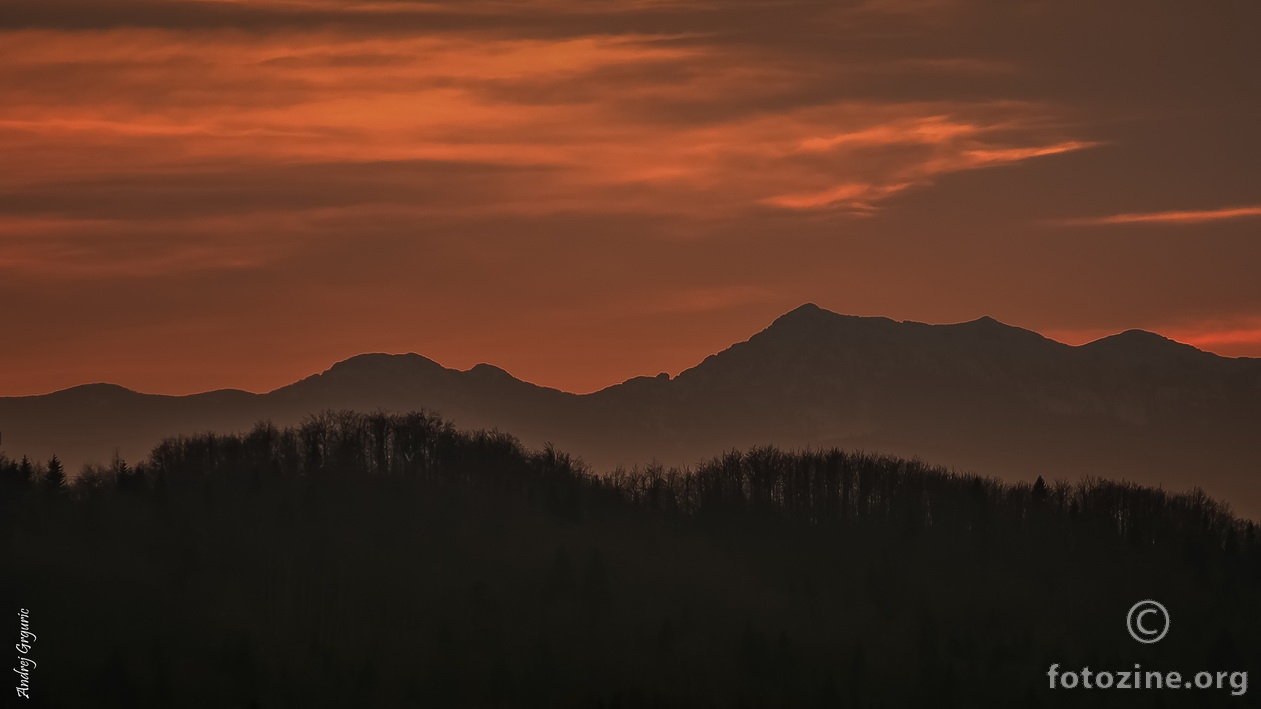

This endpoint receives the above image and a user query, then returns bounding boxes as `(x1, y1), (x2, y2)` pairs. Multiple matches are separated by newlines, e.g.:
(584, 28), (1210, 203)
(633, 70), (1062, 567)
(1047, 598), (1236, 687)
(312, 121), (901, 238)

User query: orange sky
(2, 0), (1260, 395)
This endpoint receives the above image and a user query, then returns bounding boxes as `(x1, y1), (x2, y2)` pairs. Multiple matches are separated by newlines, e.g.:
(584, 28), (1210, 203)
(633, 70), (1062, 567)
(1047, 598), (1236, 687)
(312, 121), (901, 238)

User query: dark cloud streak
(0, 0), (826, 37)
(0, 160), (560, 221)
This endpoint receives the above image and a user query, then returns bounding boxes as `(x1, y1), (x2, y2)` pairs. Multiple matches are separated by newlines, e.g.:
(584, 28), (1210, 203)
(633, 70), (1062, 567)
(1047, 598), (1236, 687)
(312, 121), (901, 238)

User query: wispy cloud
(1057, 205), (1261, 226)
(1162, 316), (1261, 355)
(762, 182), (914, 211)
(0, 22), (1087, 274)
(5, 0), (1259, 395)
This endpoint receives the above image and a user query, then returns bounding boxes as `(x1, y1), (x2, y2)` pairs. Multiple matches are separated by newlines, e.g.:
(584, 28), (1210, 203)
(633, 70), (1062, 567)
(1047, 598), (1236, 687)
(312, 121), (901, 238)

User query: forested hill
(3, 303), (1260, 517)
(2, 412), (1259, 707)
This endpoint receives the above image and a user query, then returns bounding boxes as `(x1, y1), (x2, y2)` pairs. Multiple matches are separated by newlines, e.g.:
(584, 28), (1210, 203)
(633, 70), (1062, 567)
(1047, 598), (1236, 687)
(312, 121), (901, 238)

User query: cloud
(1177, 326), (1261, 349)
(4, 0), (1260, 397)
(0, 0), (815, 37)
(0, 227), (277, 277)
(0, 159), (561, 221)
(1056, 205), (1261, 227)
(762, 182), (913, 211)
(0, 23), (1087, 260)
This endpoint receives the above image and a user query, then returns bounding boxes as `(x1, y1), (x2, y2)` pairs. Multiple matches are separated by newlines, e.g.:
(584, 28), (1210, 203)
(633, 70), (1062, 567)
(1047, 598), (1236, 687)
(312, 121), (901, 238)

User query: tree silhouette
(40, 455), (65, 494)
(18, 455), (35, 486)
(1, 410), (1257, 707)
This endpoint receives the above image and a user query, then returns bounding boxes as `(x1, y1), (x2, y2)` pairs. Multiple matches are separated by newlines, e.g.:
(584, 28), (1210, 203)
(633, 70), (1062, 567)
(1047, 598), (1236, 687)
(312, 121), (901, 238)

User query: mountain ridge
(17, 310), (1247, 401)
(3, 305), (1259, 516)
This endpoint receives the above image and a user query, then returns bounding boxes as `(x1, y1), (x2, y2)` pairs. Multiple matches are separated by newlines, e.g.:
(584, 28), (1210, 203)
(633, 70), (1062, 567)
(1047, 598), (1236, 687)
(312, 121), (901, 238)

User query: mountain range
(3, 304), (1260, 517)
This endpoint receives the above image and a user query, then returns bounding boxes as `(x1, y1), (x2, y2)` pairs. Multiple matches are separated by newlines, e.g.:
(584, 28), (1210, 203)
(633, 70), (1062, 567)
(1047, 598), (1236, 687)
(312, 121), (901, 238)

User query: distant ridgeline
(2, 411), (1258, 708)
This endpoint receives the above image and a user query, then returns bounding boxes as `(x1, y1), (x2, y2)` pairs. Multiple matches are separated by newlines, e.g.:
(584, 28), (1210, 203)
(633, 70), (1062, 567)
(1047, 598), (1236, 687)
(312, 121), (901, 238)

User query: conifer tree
(43, 455), (66, 493)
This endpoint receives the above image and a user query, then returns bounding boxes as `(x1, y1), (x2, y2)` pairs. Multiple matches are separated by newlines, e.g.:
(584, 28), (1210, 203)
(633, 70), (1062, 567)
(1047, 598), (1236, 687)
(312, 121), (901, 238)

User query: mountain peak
(964, 315), (1003, 326)
(768, 302), (830, 327)
(327, 352), (444, 372)
(271, 352), (449, 395)
(789, 302), (824, 314)
(943, 315), (1057, 347)
(467, 362), (514, 379)
(1082, 329), (1207, 358)
(43, 382), (141, 400)
(766, 303), (897, 332)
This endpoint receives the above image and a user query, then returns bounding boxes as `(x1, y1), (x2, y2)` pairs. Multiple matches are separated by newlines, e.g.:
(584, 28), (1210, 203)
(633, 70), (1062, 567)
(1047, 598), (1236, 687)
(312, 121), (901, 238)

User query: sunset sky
(2, 0), (1259, 396)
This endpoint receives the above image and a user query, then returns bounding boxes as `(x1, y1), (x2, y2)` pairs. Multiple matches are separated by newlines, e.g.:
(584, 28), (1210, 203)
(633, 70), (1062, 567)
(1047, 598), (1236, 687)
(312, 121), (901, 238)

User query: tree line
(5, 410), (1253, 555)
(1, 410), (1257, 708)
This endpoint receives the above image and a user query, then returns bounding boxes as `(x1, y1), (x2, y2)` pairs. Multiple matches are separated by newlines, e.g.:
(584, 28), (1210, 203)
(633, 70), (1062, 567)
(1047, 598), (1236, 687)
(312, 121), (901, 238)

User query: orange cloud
(0, 22), (1089, 276)
(1163, 320), (1261, 355)
(8, 0), (1255, 399)
(1057, 205), (1261, 226)
(762, 182), (914, 211)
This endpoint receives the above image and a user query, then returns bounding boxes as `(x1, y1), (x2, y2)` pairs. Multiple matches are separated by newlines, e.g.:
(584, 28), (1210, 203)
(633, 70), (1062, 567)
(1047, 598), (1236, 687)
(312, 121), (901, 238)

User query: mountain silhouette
(3, 303), (1259, 516)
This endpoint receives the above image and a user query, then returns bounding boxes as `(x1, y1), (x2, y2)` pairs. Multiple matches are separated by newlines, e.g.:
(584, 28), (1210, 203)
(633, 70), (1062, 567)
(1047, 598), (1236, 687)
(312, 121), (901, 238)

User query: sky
(2, 0), (1259, 396)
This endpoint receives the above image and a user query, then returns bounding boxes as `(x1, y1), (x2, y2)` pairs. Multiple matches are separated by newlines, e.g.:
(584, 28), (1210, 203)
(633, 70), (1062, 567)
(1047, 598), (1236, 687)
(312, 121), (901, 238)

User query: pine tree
(43, 455), (66, 493)
(18, 455), (34, 486)
(1032, 475), (1048, 504)
(0, 454), (28, 492)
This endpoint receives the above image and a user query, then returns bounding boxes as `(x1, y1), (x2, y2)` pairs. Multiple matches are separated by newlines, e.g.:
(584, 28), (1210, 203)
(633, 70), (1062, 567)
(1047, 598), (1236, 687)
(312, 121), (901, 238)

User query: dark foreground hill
(3, 304), (1260, 516)
(2, 412), (1258, 708)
